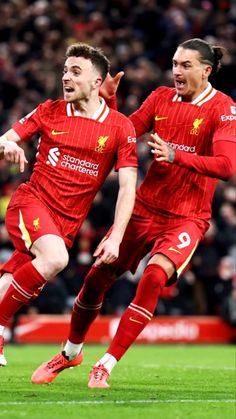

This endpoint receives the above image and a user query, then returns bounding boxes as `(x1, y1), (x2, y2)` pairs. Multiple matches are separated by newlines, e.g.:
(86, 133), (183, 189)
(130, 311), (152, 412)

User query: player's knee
(44, 251), (69, 278)
(143, 264), (168, 290)
(85, 265), (117, 292)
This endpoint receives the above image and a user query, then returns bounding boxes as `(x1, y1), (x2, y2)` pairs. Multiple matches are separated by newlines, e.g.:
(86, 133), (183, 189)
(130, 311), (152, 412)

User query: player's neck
(182, 81), (210, 103)
(72, 97), (102, 118)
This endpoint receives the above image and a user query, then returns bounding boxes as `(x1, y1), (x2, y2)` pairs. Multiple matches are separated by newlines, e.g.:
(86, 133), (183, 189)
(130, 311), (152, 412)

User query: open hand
(148, 133), (175, 163)
(99, 71), (124, 100)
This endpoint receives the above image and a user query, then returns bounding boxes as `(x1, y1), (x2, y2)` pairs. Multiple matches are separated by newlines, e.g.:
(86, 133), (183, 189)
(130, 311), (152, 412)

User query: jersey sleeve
(114, 116), (138, 170)
(174, 99), (236, 180)
(175, 140), (236, 180)
(12, 100), (51, 141)
(129, 89), (158, 137)
(212, 101), (236, 144)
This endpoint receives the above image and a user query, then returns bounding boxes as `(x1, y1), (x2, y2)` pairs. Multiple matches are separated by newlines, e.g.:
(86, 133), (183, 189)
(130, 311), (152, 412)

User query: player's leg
(0, 234), (68, 325)
(88, 255), (173, 388)
(89, 220), (203, 388)
(31, 262), (120, 383)
(32, 214), (150, 384)
(0, 203), (69, 364)
(0, 250), (33, 304)
(0, 250), (34, 366)
(0, 273), (12, 303)
(0, 273), (11, 366)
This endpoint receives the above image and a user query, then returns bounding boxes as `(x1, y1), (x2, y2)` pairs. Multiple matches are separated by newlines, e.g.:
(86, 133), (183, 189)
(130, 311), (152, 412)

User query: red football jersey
(130, 84), (236, 224)
(12, 99), (137, 242)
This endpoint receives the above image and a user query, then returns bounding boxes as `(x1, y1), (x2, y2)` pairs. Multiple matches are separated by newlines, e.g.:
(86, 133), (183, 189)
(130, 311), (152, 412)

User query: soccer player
(31, 38), (235, 387)
(0, 43), (138, 367)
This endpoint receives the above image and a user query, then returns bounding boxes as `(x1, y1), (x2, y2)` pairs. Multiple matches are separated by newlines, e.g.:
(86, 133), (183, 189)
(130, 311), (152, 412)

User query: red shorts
(5, 190), (63, 254)
(110, 212), (206, 282)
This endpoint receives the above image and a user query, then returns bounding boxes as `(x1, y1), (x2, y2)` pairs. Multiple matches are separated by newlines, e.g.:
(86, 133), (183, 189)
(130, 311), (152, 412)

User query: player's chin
(63, 93), (74, 102)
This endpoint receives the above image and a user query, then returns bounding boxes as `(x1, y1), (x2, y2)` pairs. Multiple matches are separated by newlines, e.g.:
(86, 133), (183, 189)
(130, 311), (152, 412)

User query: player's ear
(92, 77), (102, 88)
(203, 65), (212, 79)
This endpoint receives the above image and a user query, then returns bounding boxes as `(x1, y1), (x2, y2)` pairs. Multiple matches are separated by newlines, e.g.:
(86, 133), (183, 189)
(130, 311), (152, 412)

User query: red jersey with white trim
(130, 84), (236, 224)
(12, 99), (137, 242)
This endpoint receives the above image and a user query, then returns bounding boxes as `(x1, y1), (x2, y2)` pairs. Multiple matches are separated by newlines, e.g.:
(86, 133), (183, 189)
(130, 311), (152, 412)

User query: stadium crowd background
(0, 0), (235, 326)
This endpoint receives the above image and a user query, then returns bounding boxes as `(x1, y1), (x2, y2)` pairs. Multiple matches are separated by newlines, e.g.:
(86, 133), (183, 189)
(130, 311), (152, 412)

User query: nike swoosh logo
(129, 316), (144, 325)
(155, 116), (168, 121)
(51, 130), (69, 135)
(12, 295), (25, 302)
(168, 247), (182, 254)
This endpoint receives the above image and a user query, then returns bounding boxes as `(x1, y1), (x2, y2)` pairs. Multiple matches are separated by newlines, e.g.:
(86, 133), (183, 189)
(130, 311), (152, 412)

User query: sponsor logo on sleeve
(128, 135), (136, 143)
(221, 106), (236, 121)
(230, 106), (236, 115)
(19, 108), (37, 124)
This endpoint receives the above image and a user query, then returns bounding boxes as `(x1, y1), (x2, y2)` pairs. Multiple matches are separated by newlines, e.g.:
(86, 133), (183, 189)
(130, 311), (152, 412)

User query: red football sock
(0, 261), (46, 326)
(68, 266), (115, 343)
(107, 264), (168, 360)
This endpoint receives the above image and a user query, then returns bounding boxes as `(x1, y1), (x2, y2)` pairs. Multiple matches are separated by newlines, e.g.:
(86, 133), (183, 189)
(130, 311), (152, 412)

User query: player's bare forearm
(94, 166), (137, 265)
(112, 166), (137, 234)
(0, 129), (28, 172)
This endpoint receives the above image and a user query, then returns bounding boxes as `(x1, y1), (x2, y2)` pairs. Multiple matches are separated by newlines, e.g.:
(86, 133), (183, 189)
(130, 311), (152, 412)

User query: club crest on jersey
(190, 118), (204, 135)
(33, 217), (40, 231)
(95, 136), (109, 153)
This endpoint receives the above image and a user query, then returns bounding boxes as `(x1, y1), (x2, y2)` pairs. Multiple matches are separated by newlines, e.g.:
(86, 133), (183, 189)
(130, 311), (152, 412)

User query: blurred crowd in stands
(0, 0), (235, 325)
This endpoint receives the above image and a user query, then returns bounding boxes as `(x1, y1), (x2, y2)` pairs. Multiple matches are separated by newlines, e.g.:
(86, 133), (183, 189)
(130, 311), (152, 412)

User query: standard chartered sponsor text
(61, 154), (99, 176)
(168, 142), (196, 153)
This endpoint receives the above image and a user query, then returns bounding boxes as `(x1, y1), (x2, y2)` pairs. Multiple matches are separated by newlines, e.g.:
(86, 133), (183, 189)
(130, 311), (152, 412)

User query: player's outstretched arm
(94, 166), (137, 265)
(0, 129), (28, 173)
(148, 132), (236, 181)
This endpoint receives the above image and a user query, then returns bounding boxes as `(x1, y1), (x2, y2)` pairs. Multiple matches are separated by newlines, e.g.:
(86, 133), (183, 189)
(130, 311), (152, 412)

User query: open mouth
(175, 80), (185, 89)
(64, 86), (74, 93)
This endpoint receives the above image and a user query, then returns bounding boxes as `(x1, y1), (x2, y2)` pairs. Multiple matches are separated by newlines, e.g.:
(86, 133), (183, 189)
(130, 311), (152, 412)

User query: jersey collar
(66, 97), (110, 122)
(172, 82), (217, 106)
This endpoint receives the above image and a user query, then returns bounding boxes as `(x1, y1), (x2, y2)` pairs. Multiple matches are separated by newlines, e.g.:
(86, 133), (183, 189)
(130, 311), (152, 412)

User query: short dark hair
(179, 38), (225, 75)
(65, 43), (110, 81)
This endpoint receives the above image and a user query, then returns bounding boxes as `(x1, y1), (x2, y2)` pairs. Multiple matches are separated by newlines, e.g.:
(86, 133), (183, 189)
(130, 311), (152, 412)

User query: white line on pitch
(143, 364), (235, 370)
(0, 399), (235, 406)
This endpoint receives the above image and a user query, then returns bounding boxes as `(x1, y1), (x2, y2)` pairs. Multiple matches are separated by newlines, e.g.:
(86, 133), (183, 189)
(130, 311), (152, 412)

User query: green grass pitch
(0, 344), (235, 419)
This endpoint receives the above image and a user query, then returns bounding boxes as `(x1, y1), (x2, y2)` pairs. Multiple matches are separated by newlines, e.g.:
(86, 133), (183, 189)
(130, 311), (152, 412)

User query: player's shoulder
(107, 108), (133, 125)
(39, 99), (66, 114)
(211, 90), (235, 116)
(148, 86), (176, 100)
(214, 89), (234, 105)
